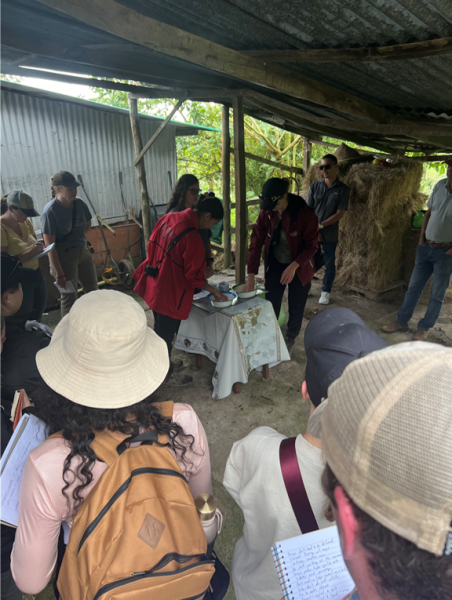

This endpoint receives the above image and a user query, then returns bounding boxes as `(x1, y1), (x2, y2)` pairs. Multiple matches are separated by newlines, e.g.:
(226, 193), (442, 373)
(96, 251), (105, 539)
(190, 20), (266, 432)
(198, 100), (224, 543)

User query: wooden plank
(129, 88), (246, 100)
(128, 97), (152, 255)
(245, 36), (452, 63)
(303, 139), (312, 173)
(229, 148), (303, 174)
(230, 225), (255, 233)
(34, 0), (416, 125)
(134, 96), (186, 165)
(232, 96), (247, 284)
(222, 105), (232, 270)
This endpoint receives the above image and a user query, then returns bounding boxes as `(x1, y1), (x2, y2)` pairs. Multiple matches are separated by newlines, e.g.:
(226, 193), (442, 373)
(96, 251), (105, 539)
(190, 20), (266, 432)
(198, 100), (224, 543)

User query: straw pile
(303, 145), (425, 292)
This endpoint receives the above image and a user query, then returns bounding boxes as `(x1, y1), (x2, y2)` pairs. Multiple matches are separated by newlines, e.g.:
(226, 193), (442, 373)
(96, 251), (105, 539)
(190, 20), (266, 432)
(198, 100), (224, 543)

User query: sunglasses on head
(319, 164), (333, 171)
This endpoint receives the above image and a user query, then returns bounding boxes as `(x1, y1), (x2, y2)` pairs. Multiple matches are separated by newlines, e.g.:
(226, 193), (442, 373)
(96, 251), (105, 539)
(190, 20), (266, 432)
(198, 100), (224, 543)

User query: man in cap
(41, 171), (98, 317)
(383, 157), (452, 341)
(223, 308), (387, 600)
(305, 154), (349, 306)
(244, 178), (318, 355)
(309, 341), (452, 600)
(1, 254), (50, 414)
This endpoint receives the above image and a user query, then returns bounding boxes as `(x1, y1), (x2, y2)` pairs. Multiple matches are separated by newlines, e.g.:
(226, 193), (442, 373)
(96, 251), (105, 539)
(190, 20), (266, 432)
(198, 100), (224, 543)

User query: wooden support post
(128, 95), (152, 255)
(232, 96), (247, 284)
(134, 96), (186, 165)
(222, 105), (232, 269)
(303, 139), (312, 173)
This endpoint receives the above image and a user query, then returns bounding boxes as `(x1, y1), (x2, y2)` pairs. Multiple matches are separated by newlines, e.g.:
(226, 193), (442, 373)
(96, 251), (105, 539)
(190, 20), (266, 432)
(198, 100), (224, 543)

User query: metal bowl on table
(208, 291), (238, 308)
(232, 283), (267, 299)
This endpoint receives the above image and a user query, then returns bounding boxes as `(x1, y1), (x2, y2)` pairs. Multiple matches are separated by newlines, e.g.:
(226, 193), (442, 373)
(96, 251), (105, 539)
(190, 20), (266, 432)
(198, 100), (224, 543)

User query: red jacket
(134, 209), (206, 319)
(247, 194), (319, 285)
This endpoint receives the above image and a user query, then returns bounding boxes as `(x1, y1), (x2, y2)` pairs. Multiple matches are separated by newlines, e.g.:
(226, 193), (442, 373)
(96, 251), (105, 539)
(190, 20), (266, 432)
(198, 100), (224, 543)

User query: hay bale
(327, 158), (424, 292)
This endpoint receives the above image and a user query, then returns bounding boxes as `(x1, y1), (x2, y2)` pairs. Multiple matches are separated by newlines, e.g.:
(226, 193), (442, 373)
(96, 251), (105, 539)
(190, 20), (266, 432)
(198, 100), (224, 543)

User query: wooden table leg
(233, 382), (241, 394)
(195, 355), (203, 369)
(262, 364), (270, 379)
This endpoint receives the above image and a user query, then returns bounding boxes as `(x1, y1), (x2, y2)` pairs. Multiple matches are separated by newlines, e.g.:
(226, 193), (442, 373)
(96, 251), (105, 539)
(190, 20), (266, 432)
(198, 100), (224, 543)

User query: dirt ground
(32, 274), (452, 600)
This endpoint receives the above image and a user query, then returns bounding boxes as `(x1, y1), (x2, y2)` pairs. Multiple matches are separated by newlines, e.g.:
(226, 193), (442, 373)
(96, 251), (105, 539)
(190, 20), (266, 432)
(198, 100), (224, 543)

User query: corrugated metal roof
(1, 83), (177, 228)
(2, 0), (452, 152)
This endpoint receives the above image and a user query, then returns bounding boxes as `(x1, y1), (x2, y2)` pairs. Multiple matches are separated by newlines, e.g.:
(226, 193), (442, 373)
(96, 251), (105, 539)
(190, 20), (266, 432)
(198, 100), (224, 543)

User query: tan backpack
(54, 401), (215, 600)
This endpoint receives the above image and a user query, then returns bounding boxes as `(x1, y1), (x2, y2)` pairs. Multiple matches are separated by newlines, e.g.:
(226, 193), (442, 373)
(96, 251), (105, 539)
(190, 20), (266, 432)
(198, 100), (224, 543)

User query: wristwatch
(318, 224), (324, 230)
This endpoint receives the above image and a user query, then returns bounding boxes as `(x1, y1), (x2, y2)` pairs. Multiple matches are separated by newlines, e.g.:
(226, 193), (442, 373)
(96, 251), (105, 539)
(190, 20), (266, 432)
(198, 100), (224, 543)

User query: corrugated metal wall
(1, 88), (176, 230)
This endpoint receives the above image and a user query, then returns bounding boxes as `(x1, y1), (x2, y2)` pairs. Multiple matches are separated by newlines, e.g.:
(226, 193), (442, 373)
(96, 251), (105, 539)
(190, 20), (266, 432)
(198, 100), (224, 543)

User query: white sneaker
(319, 292), (330, 305)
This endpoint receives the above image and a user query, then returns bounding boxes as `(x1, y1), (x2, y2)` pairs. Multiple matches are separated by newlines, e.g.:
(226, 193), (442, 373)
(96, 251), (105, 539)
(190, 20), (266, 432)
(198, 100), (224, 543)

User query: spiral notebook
(271, 526), (354, 600)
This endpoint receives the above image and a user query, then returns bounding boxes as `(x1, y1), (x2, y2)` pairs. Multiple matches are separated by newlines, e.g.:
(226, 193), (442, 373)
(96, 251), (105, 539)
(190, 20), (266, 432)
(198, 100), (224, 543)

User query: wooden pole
(222, 105), (232, 269)
(303, 139), (312, 174)
(232, 96), (247, 284)
(229, 148), (303, 175)
(128, 95), (152, 256)
(134, 96), (186, 165)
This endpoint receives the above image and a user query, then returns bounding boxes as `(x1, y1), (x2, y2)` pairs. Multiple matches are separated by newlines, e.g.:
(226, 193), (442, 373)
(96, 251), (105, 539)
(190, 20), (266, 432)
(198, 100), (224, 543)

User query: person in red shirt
(134, 196), (226, 387)
(244, 178), (318, 355)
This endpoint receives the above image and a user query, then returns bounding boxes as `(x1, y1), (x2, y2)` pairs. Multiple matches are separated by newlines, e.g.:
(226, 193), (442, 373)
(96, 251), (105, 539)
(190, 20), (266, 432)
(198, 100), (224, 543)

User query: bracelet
(56, 275), (65, 279)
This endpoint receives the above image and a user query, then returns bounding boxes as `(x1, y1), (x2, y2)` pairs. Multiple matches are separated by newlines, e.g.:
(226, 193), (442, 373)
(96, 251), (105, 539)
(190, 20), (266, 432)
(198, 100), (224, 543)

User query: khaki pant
(51, 245), (98, 317)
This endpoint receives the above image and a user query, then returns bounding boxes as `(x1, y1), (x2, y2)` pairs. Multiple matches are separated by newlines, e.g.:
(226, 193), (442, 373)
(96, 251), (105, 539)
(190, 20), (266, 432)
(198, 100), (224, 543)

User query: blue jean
(397, 244), (452, 330)
(320, 242), (337, 293)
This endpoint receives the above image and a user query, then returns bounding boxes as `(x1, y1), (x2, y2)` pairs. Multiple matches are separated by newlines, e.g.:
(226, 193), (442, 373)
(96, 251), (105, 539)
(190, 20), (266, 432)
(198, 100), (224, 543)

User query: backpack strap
(279, 437), (319, 534)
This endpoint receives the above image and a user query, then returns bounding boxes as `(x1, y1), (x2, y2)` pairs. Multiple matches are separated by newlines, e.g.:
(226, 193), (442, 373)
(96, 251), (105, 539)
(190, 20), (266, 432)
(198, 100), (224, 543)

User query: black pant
(153, 311), (181, 360)
(265, 257), (311, 340)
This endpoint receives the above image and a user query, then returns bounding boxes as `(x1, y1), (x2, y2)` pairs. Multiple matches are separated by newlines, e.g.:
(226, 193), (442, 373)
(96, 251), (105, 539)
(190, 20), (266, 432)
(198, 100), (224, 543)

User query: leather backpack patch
(138, 512), (165, 549)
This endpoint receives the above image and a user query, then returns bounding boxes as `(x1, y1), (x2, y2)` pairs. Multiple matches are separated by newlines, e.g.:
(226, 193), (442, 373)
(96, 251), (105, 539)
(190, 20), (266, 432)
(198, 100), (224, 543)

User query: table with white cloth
(174, 296), (290, 399)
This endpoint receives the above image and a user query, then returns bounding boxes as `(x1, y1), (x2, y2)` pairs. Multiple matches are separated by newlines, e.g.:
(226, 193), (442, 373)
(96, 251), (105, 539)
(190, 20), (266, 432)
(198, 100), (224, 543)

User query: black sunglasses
(319, 164), (333, 171)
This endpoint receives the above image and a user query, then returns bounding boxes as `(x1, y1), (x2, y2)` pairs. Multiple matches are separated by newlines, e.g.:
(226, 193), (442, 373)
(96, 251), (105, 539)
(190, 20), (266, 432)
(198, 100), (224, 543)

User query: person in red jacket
(134, 196), (226, 387)
(244, 178), (318, 355)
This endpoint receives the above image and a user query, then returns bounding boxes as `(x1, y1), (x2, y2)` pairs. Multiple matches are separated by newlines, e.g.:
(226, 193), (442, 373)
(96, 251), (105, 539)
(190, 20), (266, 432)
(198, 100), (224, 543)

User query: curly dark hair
(165, 174), (199, 214)
(322, 463), (452, 600)
(31, 383), (196, 514)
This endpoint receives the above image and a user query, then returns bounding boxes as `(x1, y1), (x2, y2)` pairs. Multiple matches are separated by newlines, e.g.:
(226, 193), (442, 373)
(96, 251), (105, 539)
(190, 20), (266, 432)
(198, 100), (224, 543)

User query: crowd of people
(1, 156), (451, 600)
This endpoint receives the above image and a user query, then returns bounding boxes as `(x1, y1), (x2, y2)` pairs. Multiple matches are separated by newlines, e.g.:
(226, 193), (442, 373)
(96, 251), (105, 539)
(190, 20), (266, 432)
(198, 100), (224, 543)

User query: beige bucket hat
(308, 341), (452, 557)
(36, 290), (169, 408)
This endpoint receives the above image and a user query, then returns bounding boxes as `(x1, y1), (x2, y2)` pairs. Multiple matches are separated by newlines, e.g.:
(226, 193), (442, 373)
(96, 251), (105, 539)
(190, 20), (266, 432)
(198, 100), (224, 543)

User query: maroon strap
(279, 437), (319, 534)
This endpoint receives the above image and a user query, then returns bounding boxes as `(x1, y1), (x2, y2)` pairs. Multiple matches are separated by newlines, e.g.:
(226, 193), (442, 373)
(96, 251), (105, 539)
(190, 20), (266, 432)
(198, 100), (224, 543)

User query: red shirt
(134, 209), (206, 319)
(247, 194), (319, 285)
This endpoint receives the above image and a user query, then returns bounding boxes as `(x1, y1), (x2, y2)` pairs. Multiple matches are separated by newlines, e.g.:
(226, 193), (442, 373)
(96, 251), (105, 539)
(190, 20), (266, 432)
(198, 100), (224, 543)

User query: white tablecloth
(175, 297), (290, 399)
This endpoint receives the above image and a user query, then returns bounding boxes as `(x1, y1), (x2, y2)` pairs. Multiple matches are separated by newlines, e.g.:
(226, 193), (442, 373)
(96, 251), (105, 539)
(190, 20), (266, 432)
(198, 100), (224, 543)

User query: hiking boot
(382, 321), (408, 334)
(171, 358), (184, 371)
(163, 371), (193, 387)
(319, 291), (330, 305)
(285, 337), (296, 356)
(412, 329), (430, 341)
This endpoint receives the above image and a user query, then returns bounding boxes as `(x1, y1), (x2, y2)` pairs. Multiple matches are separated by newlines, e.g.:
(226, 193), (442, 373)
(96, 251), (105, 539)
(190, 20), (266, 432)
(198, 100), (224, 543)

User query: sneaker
(285, 337), (295, 356)
(171, 358), (184, 371)
(319, 292), (330, 305)
(412, 329), (430, 341)
(382, 321), (409, 334)
(163, 371), (193, 387)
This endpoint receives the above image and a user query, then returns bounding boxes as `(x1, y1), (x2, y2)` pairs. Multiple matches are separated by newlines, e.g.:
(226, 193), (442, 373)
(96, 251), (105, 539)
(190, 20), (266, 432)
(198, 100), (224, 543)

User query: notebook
(272, 526), (354, 600)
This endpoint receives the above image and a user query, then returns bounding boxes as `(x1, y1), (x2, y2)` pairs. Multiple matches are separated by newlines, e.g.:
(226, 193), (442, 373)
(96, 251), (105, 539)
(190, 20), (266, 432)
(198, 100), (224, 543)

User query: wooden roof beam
(245, 36), (452, 63)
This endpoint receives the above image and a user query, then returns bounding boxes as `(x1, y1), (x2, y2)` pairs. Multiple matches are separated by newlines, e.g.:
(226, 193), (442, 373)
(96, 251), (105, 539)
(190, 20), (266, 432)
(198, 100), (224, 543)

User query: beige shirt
(223, 427), (330, 600)
(11, 403), (211, 595)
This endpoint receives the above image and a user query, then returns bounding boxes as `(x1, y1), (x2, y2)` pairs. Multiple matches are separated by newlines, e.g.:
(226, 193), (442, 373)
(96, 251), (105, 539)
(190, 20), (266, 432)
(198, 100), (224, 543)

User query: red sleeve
(247, 211), (268, 275)
(182, 232), (207, 289)
(295, 207), (319, 266)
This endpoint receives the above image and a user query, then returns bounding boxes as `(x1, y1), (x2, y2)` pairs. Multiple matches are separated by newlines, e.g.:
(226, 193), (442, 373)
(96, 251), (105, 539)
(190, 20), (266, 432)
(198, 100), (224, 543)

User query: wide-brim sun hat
(36, 289), (169, 408)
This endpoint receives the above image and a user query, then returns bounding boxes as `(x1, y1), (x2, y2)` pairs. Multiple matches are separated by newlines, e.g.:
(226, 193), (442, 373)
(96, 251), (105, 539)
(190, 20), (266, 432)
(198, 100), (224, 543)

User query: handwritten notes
(1, 414), (47, 527)
(272, 526), (354, 600)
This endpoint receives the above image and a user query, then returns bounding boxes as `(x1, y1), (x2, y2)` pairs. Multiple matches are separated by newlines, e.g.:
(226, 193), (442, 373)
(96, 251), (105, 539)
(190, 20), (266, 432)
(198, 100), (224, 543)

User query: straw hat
(36, 290), (169, 408)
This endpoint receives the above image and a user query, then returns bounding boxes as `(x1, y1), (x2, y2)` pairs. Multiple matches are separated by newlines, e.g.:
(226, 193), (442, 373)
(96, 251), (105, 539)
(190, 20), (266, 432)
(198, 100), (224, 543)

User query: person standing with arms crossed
(305, 154), (349, 305)
(41, 171), (98, 317)
(383, 157), (452, 341)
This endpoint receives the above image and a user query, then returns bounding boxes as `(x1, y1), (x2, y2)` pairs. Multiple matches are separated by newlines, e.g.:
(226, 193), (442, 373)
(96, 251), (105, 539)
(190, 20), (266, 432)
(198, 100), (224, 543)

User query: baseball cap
(52, 171), (81, 189)
(5, 190), (39, 217)
(1, 254), (38, 294)
(309, 341), (452, 557)
(260, 178), (289, 210)
(304, 307), (387, 407)
(441, 156), (452, 166)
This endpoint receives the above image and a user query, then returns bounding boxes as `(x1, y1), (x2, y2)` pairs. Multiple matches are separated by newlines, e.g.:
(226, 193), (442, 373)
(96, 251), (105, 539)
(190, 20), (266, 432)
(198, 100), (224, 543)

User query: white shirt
(426, 178), (452, 243)
(223, 427), (330, 600)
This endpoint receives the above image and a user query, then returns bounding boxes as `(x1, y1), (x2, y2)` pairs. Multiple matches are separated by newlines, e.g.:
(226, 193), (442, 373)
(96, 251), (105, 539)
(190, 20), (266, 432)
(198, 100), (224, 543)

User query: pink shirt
(11, 403), (211, 594)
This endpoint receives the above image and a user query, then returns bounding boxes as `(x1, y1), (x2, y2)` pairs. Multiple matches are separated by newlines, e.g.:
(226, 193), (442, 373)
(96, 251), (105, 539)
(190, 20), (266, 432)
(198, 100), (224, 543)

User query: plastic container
(219, 281), (229, 293)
